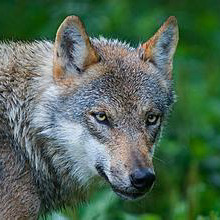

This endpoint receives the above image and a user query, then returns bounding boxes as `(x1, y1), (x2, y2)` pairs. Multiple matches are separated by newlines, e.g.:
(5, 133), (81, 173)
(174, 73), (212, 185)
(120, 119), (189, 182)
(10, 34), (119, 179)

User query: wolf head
(33, 16), (178, 200)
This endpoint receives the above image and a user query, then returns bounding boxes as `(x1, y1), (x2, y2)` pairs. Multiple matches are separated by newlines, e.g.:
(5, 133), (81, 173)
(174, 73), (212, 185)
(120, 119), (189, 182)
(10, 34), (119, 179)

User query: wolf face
(33, 16), (178, 200)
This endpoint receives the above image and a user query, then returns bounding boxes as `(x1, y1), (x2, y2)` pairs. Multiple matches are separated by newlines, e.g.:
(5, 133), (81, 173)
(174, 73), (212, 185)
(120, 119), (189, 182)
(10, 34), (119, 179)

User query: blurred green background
(1, 0), (220, 219)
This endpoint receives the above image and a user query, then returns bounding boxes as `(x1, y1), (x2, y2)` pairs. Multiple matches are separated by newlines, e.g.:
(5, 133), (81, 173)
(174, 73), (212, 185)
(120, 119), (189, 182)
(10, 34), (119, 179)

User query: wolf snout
(129, 168), (155, 191)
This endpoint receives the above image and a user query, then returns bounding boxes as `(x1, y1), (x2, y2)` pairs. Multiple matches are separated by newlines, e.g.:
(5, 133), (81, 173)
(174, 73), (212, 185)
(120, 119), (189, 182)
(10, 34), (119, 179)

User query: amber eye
(146, 114), (159, 126)
(95, 112), (107, 121)
(92, 112), (109, 125)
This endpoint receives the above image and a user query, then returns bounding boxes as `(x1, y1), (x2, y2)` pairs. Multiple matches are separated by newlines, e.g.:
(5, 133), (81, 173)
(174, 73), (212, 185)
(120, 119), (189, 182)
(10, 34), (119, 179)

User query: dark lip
(95, 164), (110, 183)
(112, 187), (146, 200)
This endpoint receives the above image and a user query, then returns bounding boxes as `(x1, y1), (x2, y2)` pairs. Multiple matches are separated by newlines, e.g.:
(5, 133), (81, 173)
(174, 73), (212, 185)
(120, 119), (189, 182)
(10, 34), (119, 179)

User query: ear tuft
(139, 16), (179, 78)
(53, 16), (99, 82)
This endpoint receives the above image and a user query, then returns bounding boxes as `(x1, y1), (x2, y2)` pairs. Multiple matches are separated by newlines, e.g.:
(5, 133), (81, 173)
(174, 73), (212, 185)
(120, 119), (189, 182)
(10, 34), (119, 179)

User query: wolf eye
(95, 112), (107, 121)
(92, 112), (109, 125)
(146, 114), (159, 126)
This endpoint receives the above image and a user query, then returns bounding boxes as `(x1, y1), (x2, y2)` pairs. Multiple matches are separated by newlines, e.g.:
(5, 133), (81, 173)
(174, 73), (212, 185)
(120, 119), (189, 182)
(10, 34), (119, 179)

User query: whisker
(153, 155), (167, 165)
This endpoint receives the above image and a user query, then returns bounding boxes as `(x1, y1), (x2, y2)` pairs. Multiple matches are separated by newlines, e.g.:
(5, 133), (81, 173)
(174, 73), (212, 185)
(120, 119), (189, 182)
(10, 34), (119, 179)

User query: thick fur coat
(0, 16), (178, 219)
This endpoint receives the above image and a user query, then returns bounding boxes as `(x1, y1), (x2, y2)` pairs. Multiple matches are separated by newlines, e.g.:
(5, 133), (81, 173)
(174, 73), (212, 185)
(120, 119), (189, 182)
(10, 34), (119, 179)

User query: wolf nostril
(130, 168), (155, 191)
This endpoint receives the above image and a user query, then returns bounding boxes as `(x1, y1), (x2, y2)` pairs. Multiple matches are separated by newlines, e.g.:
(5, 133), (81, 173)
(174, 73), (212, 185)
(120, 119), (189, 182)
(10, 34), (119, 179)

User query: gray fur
(0, 16), (178, 218)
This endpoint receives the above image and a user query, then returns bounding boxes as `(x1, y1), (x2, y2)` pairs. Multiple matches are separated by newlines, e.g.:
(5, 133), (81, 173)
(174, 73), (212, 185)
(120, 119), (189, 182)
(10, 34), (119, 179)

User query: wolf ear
(139, 16), (179, 78)
(53, 16), (99, 82)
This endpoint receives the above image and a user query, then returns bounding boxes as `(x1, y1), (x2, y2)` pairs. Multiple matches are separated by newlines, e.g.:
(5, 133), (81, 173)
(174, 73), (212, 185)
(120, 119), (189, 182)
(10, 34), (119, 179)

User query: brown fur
(0, 15), (178, 219)
(0, 138), (40, 219)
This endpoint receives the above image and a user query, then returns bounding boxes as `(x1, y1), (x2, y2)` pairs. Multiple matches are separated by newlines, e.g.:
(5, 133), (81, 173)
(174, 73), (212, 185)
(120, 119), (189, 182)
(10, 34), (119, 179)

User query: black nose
(130, 168), (155, 191)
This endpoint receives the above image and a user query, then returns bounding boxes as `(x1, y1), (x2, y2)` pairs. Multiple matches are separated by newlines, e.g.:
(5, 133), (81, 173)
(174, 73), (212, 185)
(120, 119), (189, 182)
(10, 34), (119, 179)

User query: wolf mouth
(112, 187), (146, 200)
(95, 164), (146, 200)
(95, 164), (110, 182)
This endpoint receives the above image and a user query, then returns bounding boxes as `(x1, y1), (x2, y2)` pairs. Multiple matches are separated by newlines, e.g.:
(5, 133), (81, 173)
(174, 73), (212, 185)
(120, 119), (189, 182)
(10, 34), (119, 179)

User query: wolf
(0, 15), (178, 219)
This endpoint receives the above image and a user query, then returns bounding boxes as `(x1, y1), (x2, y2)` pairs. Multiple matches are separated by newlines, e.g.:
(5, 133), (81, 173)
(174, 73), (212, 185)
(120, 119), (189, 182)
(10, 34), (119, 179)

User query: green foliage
(1, 0), (220, 219)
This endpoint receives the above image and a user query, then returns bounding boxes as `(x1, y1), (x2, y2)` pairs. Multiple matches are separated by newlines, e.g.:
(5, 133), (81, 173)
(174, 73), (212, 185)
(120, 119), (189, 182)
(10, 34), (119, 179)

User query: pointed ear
(139, 16), (179, 78)
(53, 16), (99, 81)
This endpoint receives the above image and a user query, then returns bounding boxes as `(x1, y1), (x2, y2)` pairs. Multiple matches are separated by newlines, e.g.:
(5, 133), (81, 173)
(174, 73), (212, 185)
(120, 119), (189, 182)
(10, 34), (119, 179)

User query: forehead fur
(92, 37), (151, 73)
(86, 37), (174, 112)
